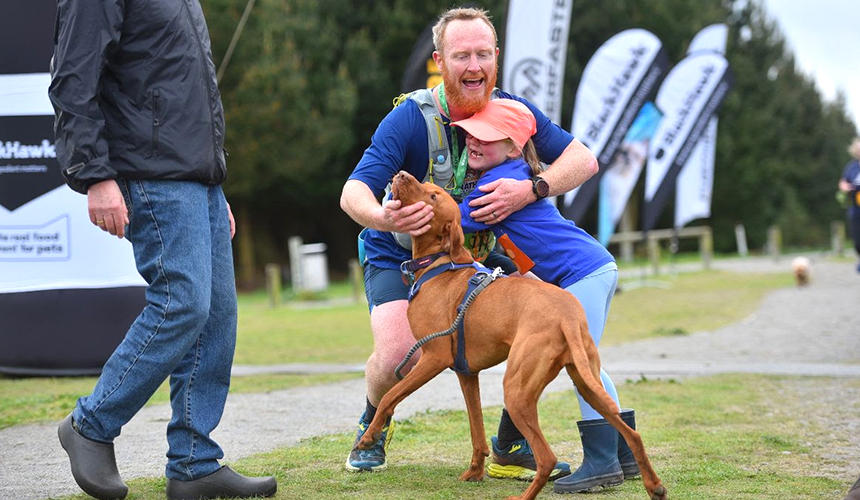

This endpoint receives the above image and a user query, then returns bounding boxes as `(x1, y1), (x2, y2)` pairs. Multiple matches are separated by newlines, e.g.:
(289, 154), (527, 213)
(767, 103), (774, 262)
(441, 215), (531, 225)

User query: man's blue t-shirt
(459, 158), (614, 288)
(348, 90), (573, 269)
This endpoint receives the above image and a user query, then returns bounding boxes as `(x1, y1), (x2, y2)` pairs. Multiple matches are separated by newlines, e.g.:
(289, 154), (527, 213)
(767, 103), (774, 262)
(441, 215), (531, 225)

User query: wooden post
(349, 258), (365, 304)
(647, 234), (660, 276)
(831, 220), (845, 256)
(767, 225), (782, 260)
(235, 202), (256, 289)
(700, 227), (713, 270)
(734, 223), (748, 257)
(288, 236), (303, 292)
(265, 263), (281, 308)
(619, 206), (635, 262)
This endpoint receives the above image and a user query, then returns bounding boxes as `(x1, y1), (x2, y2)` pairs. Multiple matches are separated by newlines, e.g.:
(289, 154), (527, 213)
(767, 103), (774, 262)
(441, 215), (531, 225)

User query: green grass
(56, 374), (858, 499)
(233, 292), (372, 365)
(0, 266), (791, 429)
(608, 269), (793, 344)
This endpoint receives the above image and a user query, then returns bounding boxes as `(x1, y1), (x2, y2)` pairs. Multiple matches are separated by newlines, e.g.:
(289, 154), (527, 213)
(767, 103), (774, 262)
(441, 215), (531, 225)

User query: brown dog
(355, 171), (666, 500)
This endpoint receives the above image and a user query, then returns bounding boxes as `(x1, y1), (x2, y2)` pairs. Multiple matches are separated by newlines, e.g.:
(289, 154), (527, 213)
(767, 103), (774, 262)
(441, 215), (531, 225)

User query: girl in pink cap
(452, 99), (638, 495)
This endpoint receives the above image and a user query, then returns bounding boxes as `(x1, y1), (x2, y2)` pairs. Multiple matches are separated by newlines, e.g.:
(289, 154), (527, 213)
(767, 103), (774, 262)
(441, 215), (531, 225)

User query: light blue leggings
(563, 262), (620, 421)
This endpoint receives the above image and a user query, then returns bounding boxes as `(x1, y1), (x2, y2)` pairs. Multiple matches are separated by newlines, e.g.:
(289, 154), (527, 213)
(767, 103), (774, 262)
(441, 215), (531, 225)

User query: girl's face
(465, 133), (518, 171)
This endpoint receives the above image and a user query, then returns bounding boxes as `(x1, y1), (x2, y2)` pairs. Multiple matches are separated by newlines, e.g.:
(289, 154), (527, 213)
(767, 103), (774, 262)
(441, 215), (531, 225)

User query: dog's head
(390, 171), (473, 264)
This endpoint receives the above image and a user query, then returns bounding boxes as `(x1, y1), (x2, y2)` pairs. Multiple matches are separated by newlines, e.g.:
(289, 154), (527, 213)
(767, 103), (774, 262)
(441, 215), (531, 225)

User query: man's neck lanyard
(437, 83), (469, 197)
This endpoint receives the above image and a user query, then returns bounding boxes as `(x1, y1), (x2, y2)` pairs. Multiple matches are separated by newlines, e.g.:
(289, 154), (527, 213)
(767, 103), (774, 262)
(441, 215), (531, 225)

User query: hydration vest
(388, 86), (499, 254)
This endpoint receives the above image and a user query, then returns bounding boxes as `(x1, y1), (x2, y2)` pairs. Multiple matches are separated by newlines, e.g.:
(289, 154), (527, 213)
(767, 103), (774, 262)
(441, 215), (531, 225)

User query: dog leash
(394, 266), (504, 380)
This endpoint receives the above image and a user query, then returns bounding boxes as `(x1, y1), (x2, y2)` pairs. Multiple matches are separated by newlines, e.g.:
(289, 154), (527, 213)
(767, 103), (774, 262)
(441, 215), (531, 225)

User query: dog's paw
(650, 484), (668, 500)
(356, 435), (375, 450)
(458, 467), (485, 482)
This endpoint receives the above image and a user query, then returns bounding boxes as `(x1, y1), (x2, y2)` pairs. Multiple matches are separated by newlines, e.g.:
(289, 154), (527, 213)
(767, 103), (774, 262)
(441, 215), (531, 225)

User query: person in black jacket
(49, 1), (276, 499)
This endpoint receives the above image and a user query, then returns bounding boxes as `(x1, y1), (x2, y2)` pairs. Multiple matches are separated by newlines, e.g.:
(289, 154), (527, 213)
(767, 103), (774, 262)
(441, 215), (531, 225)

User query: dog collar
(400, 252), (449, 283)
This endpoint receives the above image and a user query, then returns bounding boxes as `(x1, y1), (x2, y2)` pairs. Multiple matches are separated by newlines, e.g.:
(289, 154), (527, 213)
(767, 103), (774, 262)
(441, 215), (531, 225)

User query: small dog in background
(791, 256), (811, 287)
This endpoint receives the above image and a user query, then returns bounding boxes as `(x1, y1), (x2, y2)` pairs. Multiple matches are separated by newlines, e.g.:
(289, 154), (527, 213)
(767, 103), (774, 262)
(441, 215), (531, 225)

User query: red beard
(442, 66), (498, 117)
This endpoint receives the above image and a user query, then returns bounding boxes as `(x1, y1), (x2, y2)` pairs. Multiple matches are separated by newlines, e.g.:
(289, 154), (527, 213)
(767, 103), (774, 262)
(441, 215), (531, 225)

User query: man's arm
(49, 0), (123, 195)
(51, 1), (130, 237)
(468, 138), (598, 222)
(340, 100), (435, 236)
(340, 179), (433, 236)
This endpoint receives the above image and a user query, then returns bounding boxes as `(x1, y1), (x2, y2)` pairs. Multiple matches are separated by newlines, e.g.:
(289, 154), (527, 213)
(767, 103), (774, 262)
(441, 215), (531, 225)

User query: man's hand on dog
(469, 178), (533, 223)
(382, 198), (433, 236)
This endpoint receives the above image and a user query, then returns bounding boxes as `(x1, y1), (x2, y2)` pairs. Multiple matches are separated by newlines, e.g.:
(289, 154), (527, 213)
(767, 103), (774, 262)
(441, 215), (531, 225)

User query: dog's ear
(444, 218), (474, 264)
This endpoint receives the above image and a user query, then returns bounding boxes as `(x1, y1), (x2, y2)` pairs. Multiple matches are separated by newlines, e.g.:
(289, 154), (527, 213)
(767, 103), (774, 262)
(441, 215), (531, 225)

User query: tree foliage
(203, 0), (857, 284)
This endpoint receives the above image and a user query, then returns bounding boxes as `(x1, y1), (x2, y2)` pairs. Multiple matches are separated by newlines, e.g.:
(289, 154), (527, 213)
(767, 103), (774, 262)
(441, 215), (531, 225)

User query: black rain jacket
(49, 0), (226, 194)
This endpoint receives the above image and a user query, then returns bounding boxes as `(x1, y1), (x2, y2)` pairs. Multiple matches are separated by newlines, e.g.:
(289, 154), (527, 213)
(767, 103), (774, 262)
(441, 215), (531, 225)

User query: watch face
(534, 177), (549, 198)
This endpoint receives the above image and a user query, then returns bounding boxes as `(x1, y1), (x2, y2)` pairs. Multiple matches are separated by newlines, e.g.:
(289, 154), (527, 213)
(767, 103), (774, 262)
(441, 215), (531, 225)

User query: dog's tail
(560, 315), (620, 416)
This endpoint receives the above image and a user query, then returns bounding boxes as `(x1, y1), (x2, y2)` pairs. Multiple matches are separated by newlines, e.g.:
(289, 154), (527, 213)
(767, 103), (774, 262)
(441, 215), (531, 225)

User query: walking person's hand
(87, 180), (128, 238)
(227, 202), (236, 239)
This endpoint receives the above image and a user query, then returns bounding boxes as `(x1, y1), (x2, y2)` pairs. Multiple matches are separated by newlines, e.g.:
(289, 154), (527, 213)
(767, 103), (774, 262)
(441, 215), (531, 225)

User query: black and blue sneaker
(345, 413), (395, 472)
(487, 435), (571, 481)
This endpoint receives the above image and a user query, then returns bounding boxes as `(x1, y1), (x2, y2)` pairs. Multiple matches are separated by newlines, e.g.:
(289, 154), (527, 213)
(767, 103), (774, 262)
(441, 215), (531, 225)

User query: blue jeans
(72, 180), (237, 481)
(564, 262), (620, 420)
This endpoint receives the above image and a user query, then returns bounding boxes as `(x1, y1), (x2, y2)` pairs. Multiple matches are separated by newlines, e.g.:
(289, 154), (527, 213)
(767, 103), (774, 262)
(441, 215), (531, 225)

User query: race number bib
(456, 168), (495, 261)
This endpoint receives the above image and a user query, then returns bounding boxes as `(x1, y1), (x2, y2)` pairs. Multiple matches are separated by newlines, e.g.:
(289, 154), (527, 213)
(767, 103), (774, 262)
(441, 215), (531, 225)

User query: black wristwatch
(531, 175), (549, 199)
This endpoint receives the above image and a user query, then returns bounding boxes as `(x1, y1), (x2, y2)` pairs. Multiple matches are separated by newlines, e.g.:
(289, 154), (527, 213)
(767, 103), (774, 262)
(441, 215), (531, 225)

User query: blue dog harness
(395, 256), (505, 379)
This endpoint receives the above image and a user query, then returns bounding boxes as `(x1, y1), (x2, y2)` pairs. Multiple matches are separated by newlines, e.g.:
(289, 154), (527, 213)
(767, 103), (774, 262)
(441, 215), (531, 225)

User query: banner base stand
(0, 286), (146, 377)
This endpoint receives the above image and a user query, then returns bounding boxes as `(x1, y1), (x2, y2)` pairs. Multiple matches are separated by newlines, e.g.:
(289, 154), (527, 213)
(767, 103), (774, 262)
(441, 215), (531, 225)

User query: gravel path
(1, 256), (858, 500)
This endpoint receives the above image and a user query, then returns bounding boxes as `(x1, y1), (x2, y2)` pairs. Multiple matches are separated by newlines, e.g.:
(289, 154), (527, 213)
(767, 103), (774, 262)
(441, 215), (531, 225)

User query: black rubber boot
(57, 414), (128, 500)
(165, 466), (277, 500)
(845, 474), (860, 500)
(618, 408), (641, 479)
(553, 418), (624, 493)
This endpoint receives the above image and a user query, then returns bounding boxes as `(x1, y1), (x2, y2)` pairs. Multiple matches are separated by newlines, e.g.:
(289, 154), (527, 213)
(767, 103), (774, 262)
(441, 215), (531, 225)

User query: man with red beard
(340, 7), (598, 479)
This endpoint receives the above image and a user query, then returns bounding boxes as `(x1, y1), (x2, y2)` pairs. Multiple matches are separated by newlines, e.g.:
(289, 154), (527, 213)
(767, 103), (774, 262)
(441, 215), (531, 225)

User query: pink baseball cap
(451, 99), (537, 151)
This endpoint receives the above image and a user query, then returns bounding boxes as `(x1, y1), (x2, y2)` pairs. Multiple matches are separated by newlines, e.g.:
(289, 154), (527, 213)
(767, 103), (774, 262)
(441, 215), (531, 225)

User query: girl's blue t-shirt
(459, 157), (614, 288)
(348, 91), (574, 269)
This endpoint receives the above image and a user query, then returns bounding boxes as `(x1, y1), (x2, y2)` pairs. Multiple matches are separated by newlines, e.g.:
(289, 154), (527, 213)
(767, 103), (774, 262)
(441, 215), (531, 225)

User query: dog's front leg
(456, 373), (489, 481)
(357, 356), (449, 450)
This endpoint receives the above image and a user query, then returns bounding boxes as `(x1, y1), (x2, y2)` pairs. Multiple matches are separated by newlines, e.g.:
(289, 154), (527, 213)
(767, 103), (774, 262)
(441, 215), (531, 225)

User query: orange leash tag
(497, 233), (535, 275)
